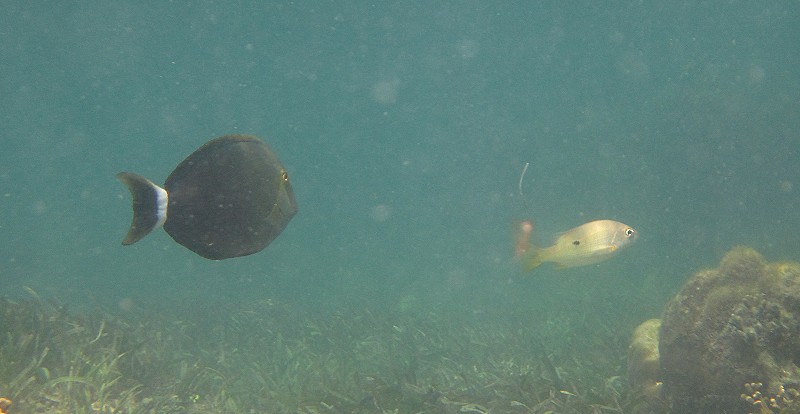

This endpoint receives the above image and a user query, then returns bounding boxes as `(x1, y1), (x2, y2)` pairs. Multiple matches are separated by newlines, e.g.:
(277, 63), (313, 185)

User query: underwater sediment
(656, 246), (800, 414)
(0, 289), (649, 413)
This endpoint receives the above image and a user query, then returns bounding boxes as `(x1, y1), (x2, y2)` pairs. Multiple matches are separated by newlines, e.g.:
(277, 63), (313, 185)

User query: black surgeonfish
(117, 135), (297, 260)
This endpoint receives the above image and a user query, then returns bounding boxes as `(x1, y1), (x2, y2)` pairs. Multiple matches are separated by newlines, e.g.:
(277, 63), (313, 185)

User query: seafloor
(1, 290), (651, 414)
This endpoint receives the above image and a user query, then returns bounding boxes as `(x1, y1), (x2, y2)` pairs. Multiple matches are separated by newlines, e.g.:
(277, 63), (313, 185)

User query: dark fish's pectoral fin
(116, 172), (168, 245)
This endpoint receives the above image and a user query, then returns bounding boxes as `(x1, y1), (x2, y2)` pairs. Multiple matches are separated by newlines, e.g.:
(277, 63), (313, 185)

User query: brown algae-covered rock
(627, 318), (666, 413)
(627, 319), (662, 398)
(659, 246), (800, 413)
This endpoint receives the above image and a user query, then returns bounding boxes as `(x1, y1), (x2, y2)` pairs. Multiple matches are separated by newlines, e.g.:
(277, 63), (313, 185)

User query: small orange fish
(522, 220), (637, 271)
(514, 220), (534, 257)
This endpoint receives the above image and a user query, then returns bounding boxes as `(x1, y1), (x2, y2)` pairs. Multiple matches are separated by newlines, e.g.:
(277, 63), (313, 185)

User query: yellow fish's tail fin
(522, 247), (545, 272)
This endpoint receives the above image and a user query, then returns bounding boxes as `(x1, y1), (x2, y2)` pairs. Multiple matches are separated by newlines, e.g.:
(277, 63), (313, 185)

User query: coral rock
(627, 318), (664, 412)
(628, 319), (661, 394)
(659, 246), (800, 413)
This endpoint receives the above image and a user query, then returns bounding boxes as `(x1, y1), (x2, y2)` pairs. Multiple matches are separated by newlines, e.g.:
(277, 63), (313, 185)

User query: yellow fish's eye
(624, 227), (635, 237)
(281, 171), (289, 182)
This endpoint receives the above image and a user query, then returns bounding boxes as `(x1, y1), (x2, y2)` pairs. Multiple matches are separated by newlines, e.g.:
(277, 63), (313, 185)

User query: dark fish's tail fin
(116, 172), (168, 245)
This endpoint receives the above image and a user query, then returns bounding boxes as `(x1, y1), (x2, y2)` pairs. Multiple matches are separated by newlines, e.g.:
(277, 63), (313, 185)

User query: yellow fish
(523, 220), (637, 271)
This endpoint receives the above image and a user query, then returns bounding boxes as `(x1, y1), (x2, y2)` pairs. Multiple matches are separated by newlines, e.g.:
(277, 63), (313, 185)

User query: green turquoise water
(0, 3), (798, 410)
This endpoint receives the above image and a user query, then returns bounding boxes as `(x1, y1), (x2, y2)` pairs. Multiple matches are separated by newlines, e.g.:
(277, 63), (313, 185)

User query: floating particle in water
(748, 65), (766, 83)
(118, 298), (134, 312)
(456, 38), (479, 59)
(370, 204), (392, 222)
(371, 79), (400, 105)
(33, 200), (47, 215)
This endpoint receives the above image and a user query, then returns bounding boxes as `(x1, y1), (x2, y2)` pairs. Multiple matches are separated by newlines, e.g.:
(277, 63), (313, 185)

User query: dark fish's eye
(281, 171), (289, 182)
(625, 228), (635, 237)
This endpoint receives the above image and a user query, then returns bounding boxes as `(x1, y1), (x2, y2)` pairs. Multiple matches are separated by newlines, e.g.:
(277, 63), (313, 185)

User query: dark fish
(117, 135), (297, 260)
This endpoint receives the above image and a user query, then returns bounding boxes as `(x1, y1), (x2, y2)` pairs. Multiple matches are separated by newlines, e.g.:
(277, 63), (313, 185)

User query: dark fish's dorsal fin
(116, 172), (168, 245)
